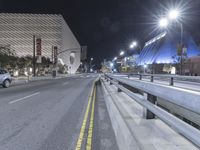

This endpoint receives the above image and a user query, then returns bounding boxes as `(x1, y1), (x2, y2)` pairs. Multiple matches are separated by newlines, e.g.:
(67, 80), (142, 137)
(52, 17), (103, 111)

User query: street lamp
(90, 57), (94, 72)
(158, 9), (184, 75)
(143, 64), (147, 74)
(168, 9), (183, 75)
(130, 41), (137, 49)
(120, 51), (124, 56)
(168, 9), (183, 43)
(110, 62), (114, 68)
(113, 57), (117, 61)
(168, 9), (179, 20)
(159, 18), (169, 28)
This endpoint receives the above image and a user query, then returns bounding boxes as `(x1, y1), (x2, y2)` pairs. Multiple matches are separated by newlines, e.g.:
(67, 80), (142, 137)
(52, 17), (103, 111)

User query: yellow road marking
(86, 85), (96, 150)
(75, 83), (95, 150)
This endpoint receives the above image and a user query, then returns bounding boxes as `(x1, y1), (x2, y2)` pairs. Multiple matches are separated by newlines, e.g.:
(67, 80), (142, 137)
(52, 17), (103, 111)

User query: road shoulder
(92, 81), (119, 150)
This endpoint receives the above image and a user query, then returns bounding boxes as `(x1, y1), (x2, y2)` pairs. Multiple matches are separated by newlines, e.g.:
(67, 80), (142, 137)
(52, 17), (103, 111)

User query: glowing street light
(113, 57), (117, 61)
(130, 44), (134, 48)
(143, 64), (147, 74)
(132, 41), (137, 46)
(167, 8), (183, 75)
(168, 9), (179, 20)
(110, 62), (114, 67)
(120, 51), (124, 56)
(129, 41), (137, 49)
(159, 18), (169, 28)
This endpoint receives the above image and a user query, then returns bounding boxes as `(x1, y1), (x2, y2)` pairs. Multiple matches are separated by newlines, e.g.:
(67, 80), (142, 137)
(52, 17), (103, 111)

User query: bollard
(150, 76), (154, 82)
(170, 77), (174, 86)
(117, 82), (122, 92)
(139, 75), (142, 80)
(110, 79), (113, 85)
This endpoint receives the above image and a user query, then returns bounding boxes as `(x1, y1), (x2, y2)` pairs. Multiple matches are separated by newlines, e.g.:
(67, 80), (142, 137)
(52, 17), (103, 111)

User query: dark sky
(0, 0), (200, 68)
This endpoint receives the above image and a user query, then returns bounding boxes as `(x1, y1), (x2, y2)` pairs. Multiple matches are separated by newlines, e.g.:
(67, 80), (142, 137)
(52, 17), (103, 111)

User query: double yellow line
(75, 82), (97, 150)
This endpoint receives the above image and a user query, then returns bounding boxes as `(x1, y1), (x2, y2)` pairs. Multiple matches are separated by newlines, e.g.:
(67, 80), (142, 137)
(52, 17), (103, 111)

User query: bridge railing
(113, 73), (200, 86)
(104, 73), (200, 148)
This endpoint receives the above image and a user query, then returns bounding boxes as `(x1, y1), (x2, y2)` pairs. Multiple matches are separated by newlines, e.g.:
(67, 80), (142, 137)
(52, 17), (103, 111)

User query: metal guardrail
(115, 73), (200, 86)
(104, 73), (200, 148)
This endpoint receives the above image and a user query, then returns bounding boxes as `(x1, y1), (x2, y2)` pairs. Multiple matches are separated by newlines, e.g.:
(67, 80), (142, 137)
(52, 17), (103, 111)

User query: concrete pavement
(11, 74), (81, 86)
(101, 78), (199, 150)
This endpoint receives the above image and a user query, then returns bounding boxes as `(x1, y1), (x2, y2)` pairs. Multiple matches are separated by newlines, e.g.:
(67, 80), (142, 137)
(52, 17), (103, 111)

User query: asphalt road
(0, 74), (100, 150)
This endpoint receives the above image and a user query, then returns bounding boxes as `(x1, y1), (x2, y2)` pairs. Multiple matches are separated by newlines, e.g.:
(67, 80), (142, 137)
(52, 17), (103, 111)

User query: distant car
(0, 69), (12, 88)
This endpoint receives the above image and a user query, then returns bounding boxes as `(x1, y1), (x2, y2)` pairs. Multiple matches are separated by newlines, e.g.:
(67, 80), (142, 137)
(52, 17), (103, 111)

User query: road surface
(0, 74), (117, 150)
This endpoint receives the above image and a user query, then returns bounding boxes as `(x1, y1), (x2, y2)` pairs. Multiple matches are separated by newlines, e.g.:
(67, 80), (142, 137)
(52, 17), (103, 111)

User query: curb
(101, 78), (141, 150)
(11, 75), (79, 86)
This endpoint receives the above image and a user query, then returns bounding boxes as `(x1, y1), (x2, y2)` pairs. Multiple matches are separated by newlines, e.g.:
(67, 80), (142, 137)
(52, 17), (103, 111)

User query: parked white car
(0, 69), (12, 88)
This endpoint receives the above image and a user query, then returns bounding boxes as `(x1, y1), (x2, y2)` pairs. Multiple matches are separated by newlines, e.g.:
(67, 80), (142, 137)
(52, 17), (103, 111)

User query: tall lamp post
(90, 57), (93, 72)
(168, 9), (184, 75)
(129, 41), (142, 52)
(158, 9), (183, 75)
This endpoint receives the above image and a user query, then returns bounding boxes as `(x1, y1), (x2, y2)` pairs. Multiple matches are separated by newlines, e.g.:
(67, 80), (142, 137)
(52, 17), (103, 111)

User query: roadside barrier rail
(114, 73), (200, 86)
(104, 73), (200, 148)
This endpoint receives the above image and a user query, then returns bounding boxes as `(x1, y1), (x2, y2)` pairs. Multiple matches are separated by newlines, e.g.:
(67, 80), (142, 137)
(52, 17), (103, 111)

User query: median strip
(86, 85), (96, 150)
(9, 92), (40, 104)
(75, 82), (96, 150)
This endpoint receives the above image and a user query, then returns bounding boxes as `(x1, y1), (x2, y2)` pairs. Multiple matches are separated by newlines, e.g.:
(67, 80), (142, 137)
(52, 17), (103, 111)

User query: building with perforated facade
(0, 13), (80, 74)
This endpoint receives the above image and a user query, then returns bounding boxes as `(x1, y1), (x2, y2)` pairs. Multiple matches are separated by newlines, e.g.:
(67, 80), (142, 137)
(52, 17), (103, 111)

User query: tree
(0, 45), (17, 68)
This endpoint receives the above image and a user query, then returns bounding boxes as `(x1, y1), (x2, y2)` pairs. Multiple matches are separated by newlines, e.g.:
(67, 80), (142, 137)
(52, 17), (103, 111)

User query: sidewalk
(101, 78), (199, 150)
(11, 74), (80, 86)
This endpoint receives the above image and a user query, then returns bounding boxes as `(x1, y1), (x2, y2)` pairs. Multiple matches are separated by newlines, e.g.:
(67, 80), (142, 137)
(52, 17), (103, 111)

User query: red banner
(54, 46), (58, 64)
(36, 38), (42, 56)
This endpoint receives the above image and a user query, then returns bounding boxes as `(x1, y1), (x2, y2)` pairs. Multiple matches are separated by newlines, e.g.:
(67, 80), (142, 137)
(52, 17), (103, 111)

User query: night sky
(0, 0), (200, 68)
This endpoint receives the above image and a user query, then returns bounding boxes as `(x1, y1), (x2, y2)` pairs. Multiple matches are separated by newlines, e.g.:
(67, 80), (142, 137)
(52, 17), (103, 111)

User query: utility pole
(33, 35), (36, 77)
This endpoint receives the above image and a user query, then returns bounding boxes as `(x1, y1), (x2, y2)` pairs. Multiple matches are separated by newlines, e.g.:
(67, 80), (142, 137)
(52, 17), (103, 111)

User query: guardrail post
(151, 76), (154, 82)
(143, 93), (157, 119)
(110, 78), (113, 85)
(139, 75), (142, 80)
(170, 77), (174, 86)
(104, 76), (107, 80)
(118, 82), (122, 92)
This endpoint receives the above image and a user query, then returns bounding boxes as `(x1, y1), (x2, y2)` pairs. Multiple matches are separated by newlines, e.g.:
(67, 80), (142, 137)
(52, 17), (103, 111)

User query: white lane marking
(63, 81), (69, 85)
(9, 92), (40, 104)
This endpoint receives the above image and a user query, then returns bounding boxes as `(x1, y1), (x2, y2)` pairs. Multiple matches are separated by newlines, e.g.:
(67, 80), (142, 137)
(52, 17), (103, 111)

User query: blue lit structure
(137, 31), (200, 65)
